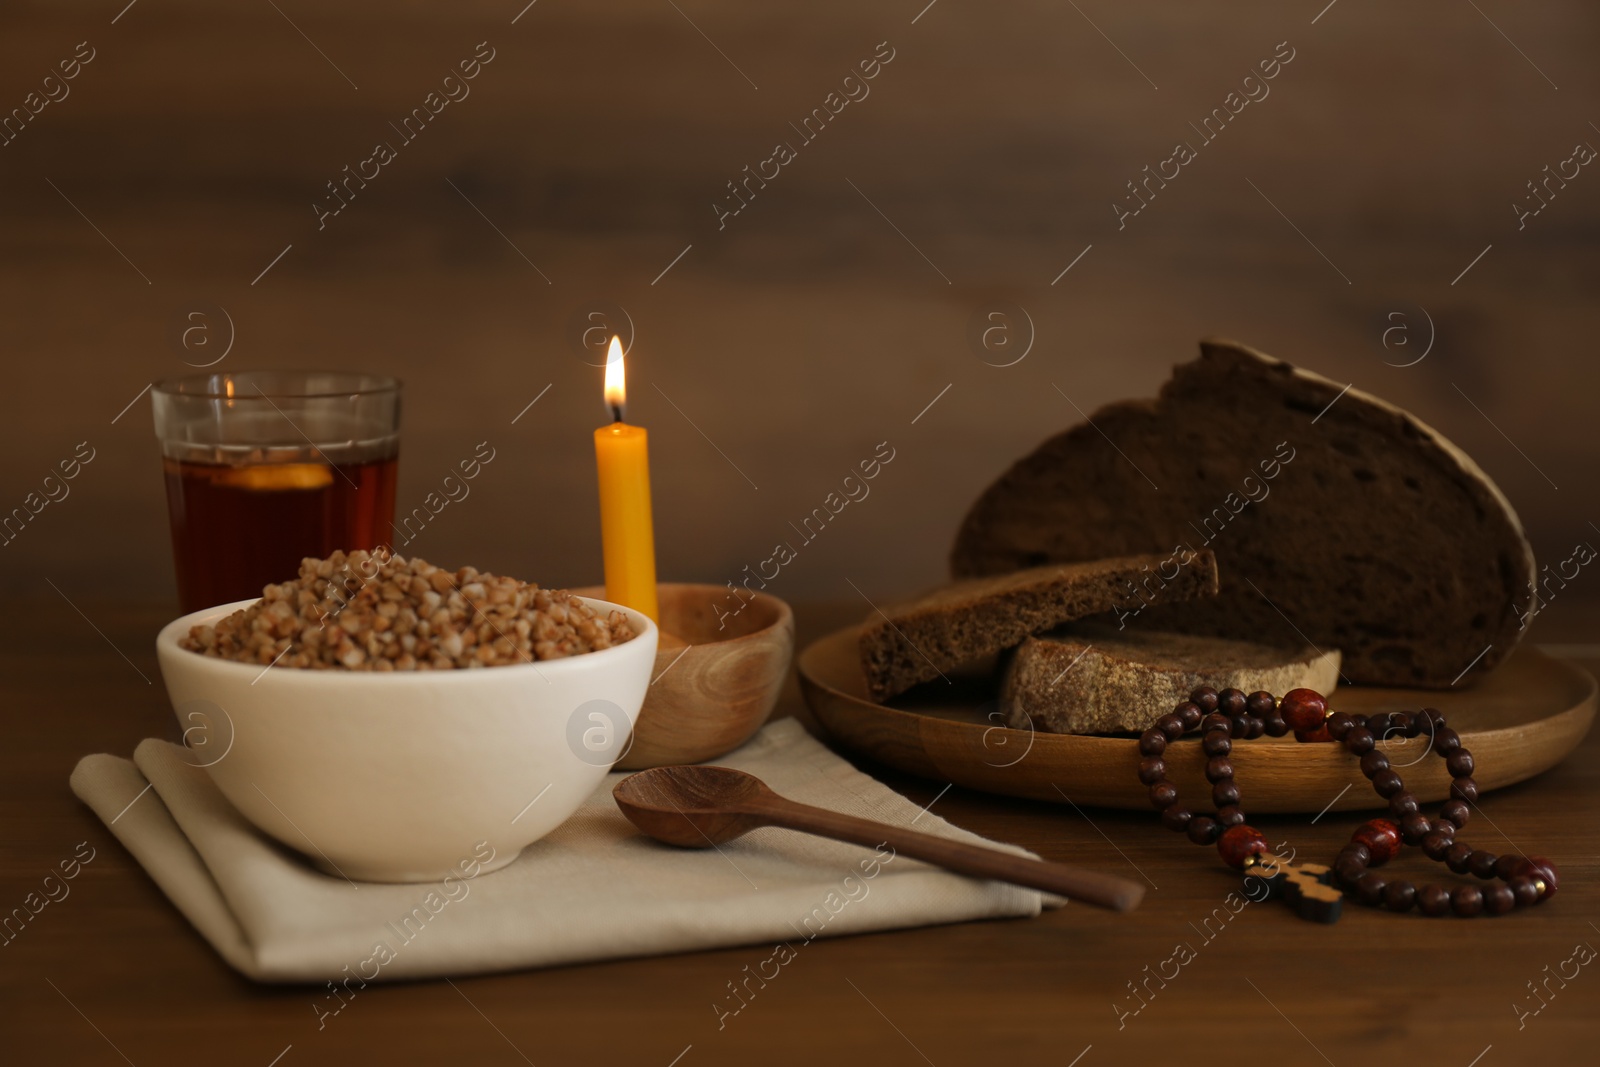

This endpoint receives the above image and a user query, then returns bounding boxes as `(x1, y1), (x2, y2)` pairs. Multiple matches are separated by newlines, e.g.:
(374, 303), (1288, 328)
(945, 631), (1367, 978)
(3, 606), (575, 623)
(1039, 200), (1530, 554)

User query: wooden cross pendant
(1243, 852), (1343, 923)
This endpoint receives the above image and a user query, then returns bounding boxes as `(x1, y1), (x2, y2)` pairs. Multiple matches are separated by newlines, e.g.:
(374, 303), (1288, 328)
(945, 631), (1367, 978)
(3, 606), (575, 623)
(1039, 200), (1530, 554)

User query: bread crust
(952, 339), (1534, 688)
(858, 551), (1218, 701)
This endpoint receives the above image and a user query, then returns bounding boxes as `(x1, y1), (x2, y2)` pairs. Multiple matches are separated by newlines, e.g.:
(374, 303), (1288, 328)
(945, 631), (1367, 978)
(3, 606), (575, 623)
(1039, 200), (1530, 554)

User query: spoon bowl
(613, 766), (773, 846)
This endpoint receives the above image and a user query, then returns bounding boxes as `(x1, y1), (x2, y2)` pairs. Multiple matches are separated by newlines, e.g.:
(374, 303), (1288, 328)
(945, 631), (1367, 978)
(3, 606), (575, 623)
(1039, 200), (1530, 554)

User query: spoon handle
(749, 795), (1145, 912)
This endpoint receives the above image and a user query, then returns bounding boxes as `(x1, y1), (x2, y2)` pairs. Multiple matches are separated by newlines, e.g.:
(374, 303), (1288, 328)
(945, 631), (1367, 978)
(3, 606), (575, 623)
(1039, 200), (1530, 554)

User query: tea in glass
(152, 371), (400, 612)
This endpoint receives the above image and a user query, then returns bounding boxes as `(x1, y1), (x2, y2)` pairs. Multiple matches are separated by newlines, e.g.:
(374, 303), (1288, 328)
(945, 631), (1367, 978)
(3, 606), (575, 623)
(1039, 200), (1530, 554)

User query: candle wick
(609, 403), (625, 424)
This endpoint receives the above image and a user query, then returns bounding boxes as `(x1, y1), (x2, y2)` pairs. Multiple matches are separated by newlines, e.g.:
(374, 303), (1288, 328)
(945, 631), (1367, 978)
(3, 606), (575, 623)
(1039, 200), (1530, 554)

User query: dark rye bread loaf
(952, 339), (1535, 688)
(859, 550), (1218, 701)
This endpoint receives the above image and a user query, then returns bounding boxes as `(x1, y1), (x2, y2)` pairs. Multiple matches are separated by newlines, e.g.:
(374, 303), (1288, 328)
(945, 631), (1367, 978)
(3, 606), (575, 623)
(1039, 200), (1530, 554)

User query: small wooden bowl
(576, 583), (794, 768)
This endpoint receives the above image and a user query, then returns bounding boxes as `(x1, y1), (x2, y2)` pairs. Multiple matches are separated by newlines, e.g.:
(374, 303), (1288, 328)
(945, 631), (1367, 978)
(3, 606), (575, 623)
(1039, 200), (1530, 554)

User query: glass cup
(152, 370), (401, 612)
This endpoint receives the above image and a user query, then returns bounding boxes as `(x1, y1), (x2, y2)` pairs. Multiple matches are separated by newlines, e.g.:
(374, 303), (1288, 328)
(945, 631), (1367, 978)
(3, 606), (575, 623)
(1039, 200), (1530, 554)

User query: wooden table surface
(2, 597), (1596, 1066)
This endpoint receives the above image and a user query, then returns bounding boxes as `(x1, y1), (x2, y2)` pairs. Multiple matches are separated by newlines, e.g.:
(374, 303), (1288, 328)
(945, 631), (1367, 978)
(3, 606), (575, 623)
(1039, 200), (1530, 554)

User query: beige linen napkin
(70, 719), (1047, 983)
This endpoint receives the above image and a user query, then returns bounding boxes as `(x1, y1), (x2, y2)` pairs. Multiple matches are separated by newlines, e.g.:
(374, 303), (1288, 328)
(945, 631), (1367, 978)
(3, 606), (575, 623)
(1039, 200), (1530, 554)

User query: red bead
(1351, 818), (1402, 866)
(1279, 688), (1327, 732)
(1524, 856), (1559, 899)
(1216, 824), (1268, 869)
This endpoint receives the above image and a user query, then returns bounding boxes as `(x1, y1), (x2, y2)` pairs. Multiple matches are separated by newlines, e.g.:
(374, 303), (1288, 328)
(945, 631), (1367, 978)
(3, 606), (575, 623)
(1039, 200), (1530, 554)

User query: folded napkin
(70, 719), (1047, 983)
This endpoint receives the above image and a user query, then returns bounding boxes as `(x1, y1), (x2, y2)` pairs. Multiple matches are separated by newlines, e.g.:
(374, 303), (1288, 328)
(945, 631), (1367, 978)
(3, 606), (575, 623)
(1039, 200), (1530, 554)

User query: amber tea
(152, 372), (401, 613)
(163, 447), (397, 613)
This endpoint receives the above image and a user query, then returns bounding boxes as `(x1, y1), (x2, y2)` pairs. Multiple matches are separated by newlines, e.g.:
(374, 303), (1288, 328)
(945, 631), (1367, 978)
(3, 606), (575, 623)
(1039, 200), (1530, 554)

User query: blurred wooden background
(1, 0), (1595, 613)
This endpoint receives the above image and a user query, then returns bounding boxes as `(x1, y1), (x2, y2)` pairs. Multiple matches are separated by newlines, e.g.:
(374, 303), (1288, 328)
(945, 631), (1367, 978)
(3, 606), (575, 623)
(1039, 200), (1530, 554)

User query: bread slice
(1001, 624), (1343, 734)
(951, 339), (1534, 688)
(858, 550), (1218, 701)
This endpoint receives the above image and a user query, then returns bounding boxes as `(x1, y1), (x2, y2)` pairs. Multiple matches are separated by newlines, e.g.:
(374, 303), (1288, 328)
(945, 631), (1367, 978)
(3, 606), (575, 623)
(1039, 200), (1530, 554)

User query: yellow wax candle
(593, 336), (659, 622)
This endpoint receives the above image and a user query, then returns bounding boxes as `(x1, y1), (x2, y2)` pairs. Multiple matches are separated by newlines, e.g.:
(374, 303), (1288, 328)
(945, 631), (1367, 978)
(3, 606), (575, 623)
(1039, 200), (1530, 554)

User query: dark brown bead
(1371, 769), (1404, 798)
(1417, 884), (1451, 916)
(1335, 859), (1367, 887)
(1187, 815), (1220, 845)
(1388, 793), (1420, 819)
(1340, 843), (1371, 867)
(1355, 872), (1387, 906)
(1138, 729), (1167, 757)
(1326, 711), (1355, 741)
(1244, 715), (1265, 740)
(1366, 712), (1394, 738)
(1263, 712), (1289, 738)
(1434, 728), (1462, 756)
(1438, 799), (1469, 829)
(1360, 750), (1391, 778)
(1449, 777), (1479, 803)
(1445, 842), (1474, 874)
(1212, 781), (1241, 808)
(1383, 881), (1417, 912)
(1157, 714), (1185, 739)
(1161, 805), (1193, 833)
(1294, 723), (1333, 744)
(1451, 885), (1483, 917)
(1400, 813), (1432, 844)
(1218, 688), (1247, 717)
(1468, 850), (1499, 880)
(1483, 884), (1515, 915)
(1148, 781), (1179, 809)
(1246, 691), (1276, 716)
(1418, 707), (1445, 734)
(1344, 726), (1375, 755)
(1230, 715), (1249, 738)
(1494, 854), (1525, 880)
(1421, 831), (1453, 861)
(1202, 733), (1232, 757)
(1190, 686), (1219, 712)
(1446, 750), (1475, 778)
(1202, 712), (1231, 734)
(1509, 876), (1541, 907)
(1204, 757), (1235, 783)
(1137, 758), (1167, 785)
(1175, 701), (1204, 731)
(1215, 805), (1246, 828)
(1279, 689), (1327, 732)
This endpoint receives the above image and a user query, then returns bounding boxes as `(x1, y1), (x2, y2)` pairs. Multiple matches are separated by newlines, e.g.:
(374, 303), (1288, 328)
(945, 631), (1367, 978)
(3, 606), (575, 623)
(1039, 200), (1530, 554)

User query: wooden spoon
(613, 765), (1145, 912)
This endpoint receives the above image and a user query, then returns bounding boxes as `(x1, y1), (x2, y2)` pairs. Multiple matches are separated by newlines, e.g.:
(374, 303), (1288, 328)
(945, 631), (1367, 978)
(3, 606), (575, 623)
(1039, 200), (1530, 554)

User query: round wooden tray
(798, 625), (1597, 813)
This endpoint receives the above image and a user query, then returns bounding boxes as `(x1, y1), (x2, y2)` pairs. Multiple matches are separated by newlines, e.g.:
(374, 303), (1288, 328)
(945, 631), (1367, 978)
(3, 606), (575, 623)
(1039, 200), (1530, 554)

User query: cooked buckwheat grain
(179, 549), (634, 670)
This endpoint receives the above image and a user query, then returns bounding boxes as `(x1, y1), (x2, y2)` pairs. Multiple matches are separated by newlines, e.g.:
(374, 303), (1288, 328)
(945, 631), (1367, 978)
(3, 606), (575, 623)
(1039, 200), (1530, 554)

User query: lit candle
(593, 335), (659, 622)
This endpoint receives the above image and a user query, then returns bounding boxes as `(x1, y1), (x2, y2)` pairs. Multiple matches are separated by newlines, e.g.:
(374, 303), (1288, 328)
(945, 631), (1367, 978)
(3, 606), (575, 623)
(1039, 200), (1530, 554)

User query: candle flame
(603, 335), (626, 419)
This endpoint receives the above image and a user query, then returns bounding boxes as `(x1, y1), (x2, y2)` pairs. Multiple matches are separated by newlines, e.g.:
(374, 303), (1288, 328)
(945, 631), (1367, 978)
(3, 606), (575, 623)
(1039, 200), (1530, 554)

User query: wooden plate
(798, 624), (1596, 813)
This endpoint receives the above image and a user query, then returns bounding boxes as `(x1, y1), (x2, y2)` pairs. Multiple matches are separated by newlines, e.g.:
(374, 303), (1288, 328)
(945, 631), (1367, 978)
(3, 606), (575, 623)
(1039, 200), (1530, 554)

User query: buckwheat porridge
(180, 549), (634, 670)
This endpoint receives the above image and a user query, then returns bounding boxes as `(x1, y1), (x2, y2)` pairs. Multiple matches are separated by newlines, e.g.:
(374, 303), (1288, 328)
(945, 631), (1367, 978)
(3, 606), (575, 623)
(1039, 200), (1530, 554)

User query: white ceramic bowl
(155, 597), (657, 883)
